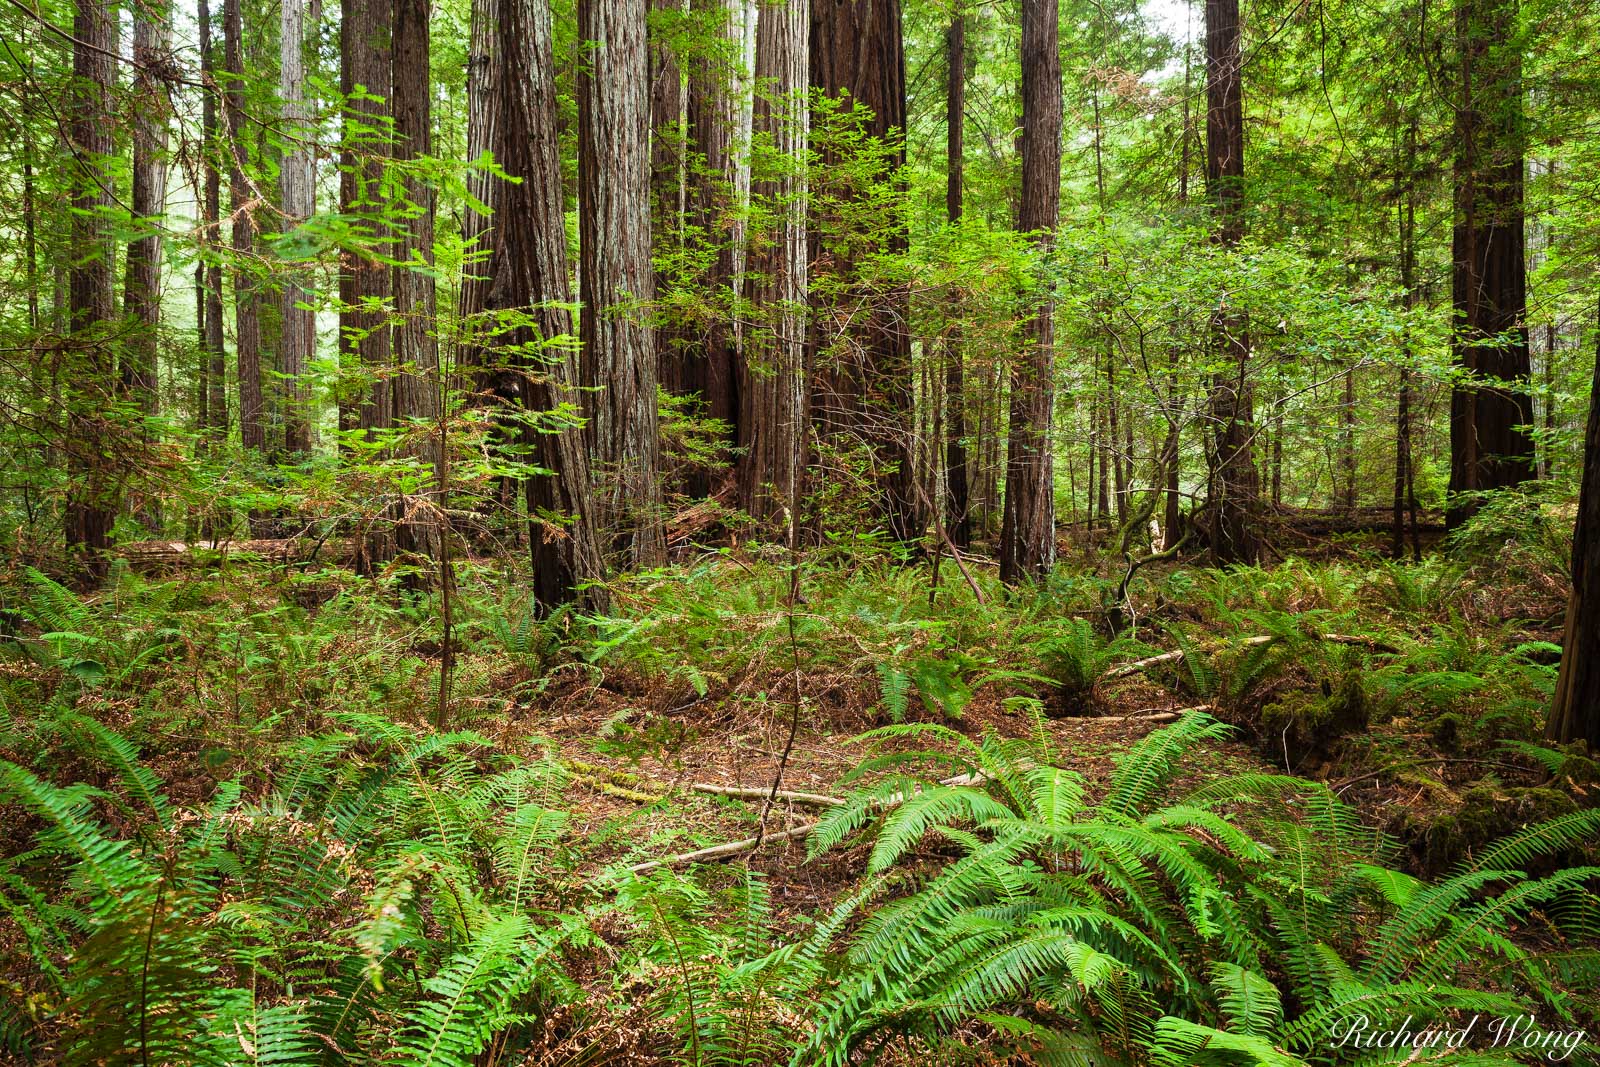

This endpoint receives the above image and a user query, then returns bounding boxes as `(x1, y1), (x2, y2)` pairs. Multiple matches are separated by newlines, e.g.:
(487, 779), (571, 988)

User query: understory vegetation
(2, 515), (1597, 1065)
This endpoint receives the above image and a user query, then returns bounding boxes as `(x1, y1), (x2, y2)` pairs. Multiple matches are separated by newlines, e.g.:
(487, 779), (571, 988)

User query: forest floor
(1, 517), (1596, 1063)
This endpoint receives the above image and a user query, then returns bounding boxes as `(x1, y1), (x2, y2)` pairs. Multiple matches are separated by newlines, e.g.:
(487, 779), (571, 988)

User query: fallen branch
(623, 768), (989, 875)
(1067, 705), (1212, 724)
(692, 783), (844, 807)
(1104, 633), (1398, 680)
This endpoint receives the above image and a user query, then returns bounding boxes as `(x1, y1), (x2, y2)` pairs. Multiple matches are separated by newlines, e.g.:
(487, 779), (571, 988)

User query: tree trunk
(123, 0), (170, 429)
(737, 0), (808, 526)
(341, 0), (393, 436)
(1546, 301), (1600, 751)
(65, 0), (118, 573)
(390, 2), (438, 416)
(943, 14), (970, 548)
(1203, 0), (1261, 564)
(497, 0), (612, 613)
(201, 0), (228, 457)
(579, 0), (665, 566)
(1394, 122), (1422, 561)
(998, 0), (1059, 583)
(809, 0), (919, 543)
(224, 0), (264, 456)
(651, 0), (688, 398)
(1446, 0), (1533, 528)
(685, 0), (741, 495)
(280, 0), (316, 456)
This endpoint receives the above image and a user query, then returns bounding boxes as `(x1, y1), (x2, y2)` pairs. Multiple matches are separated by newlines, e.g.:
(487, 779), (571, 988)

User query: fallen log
(1104, 633), (1398, 681)
(119, 537), (354, 571)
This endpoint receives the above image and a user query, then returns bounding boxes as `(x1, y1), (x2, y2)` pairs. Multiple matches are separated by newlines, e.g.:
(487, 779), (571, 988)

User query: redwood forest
(1, 0), (1599, 1057)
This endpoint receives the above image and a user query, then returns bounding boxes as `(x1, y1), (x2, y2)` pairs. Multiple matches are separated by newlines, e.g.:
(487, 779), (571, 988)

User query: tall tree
(998, 0), (1059, 583)
(391, 0), (438, 431)
(738, 0), (808, 524)
(579, 0), (665, 565)
(651, 0), (687, 399)
(1446, 0), (1533, 528)
(340, 0), (394, 435)
(943, 12), (970, 549)
(224, 0), (265, 455)
(280, 0), (316, 456)
(123, 0), (171, 428)
(1202, 0), (1261, 564)
(64, 0), (118, 571)
(809, 0), (919, 543)
(683, 0), (742, 496)
(199, 0), (228, 457)
(497, 0), (612, 611)
(1546, 304), (1600, 751)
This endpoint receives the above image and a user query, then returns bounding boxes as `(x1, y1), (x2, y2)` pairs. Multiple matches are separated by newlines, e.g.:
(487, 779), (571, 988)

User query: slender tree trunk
(224, 0), (264, 456)
(497, 0), (611, 612)
(1542, 322), (1556, 478)
(123, 0), (170, 429)
(738, 0), (808, 524)
(342, 0), (393, 436)
(809, 0), (919, 543)
(1340, 365), (1356, 507)
(281, 0), (316, 456)
(1203, 0), (1261, 564)
(1546, 300), (1600, 750)
(943, 14), (970, 548)
(998, 0), (1059, 583)
(686, 0), (741, 494)
(579, 0), (665, 566)
(65, 0), (118, 573)
(200, 0), (228, 461)
(1447, 0), (1533, 528)
(1394, 121), (1422, 561)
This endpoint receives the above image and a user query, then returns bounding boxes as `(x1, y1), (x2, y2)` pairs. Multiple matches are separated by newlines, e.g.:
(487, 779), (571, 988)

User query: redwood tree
(579, 0), (665, 566)
(1202, 0), (1261, 564)
(998, 0), (1059, 583)
(280, 0), (315, 456)
(943, 12), (969, 549)
(123, 0), (170, 428)
(498, 0), (612, 611)
(809, 0), (918, 543)
(738, 0), (808, 525)
(340, 0), (393, 435)
(1446, 0), (1533, 528)
(65, 0), (118, 571)
(224, 0), (265, 455)
(1546, 306), (1600, 751)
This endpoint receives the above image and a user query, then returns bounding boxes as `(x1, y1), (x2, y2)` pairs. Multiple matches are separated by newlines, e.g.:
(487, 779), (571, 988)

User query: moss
(1260, 670), (1369, 765)
(1423, 783), (1579, 873)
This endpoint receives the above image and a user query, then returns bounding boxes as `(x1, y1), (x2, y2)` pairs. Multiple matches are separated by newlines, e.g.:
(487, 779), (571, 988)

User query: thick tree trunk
(1546, 302), (1600, 751)
(341, 0), (394, 436)
(738, 0), (808, 526)
(1203, 0), (1261, 564)
(1394, 130), (1422, 561)
(498, 0), (612, 612)
(651, 0), (688, 401)
(685, 0), (742, 494)
(123, 0), (170, 429)
(65, 0), (118, 573)
(224, 0), (264, 456)
(809, 0), (919, 543)
(391, 0), (438, 416)
(943, 14), (969, 548)
(280, 0), (315, 456)
(1446, 0), (1533, 528)
(579, 0), (665, 567)
(998, 0), (1059, 583)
